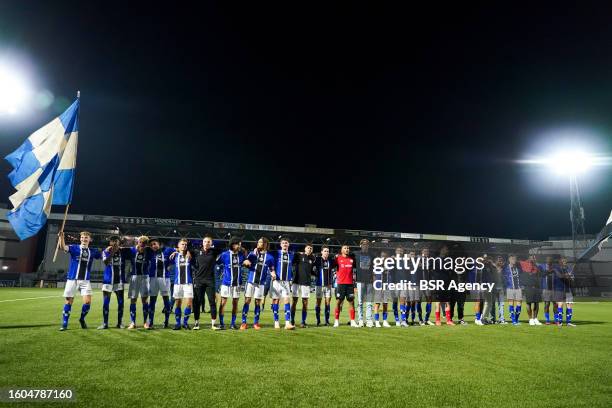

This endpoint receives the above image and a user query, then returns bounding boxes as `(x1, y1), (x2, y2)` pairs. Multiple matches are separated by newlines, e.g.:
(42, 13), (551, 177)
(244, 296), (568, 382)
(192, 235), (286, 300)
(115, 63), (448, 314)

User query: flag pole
(52, 90), (80, 262)
(52, 204), (70, 262)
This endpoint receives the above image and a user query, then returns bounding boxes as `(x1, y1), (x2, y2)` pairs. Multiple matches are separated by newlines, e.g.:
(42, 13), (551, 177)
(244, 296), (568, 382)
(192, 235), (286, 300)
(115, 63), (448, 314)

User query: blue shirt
(148, 247), (176, 279)
(246, 250), (274, 285)
(173, 251), (193, 285)
(273, 250), (295, 281)
(102, 248), (129, 285)
(314, 256), (333, 286)
(217, 250), (246, 287)
(66, 245), (101, 281)
(126, 247), (149, 276)
(502, 263), (522, 289)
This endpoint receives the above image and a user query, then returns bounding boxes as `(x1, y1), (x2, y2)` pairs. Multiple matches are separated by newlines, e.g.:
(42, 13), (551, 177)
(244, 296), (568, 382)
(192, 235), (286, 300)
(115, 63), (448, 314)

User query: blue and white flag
(5, 98), (79, 240)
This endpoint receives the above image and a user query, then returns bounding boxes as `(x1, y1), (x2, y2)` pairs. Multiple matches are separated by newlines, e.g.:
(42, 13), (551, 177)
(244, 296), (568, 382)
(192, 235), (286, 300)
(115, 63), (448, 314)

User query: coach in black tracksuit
(192, 236), (221, 329)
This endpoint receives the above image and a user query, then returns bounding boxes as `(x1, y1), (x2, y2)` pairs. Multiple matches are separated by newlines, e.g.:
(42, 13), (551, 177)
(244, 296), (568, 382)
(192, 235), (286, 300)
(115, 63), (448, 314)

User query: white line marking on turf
(0, 292), (102, 302)
(0, 295), (63, 302)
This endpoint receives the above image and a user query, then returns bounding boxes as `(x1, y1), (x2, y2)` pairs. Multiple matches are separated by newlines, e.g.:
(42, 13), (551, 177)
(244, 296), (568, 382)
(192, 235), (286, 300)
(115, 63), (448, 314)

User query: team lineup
(58, 232), (578, 331)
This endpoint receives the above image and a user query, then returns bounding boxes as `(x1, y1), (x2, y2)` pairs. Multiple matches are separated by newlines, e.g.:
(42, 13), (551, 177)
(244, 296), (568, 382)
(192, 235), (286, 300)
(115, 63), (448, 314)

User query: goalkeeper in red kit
(333, 245), (358, 328)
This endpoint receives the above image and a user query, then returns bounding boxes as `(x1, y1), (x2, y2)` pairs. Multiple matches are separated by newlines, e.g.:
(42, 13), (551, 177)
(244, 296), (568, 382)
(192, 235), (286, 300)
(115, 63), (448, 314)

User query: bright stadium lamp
(0, 62), (32, 115)
(519, 141), (612, 261)
(544, 150), (594, 175)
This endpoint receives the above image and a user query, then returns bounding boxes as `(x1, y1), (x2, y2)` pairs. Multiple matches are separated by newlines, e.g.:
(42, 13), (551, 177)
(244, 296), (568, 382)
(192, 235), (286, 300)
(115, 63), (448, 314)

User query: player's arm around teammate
(314, 246), (333, 326)
(216, 237), (250, 330)
(270, 237), (296, 330)
(98, 235), (127, 329)
(58, 231), (101, 331)
(171, 238), (195, 330)
(290, 243), (315, 328)
(241, 237), (273, 330)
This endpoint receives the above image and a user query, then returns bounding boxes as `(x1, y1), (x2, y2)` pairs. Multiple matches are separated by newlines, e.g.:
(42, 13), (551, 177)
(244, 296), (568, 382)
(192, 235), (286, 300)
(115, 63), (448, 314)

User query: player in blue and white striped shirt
(58, 231), (101, 331)
(216, 237), (250, 330)
(241, 237), (274, 330)
(97, 236), (129, 329)
(126, 236), (151, 329)
(314, 246), (334, 326)
(147, 238), (176, 329)
(271, 238), (296, 330)
(172, 238), (194, 330)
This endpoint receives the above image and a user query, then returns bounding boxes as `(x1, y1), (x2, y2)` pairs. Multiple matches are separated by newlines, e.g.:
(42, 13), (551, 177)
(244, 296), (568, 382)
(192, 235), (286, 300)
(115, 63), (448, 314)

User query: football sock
(163, 298), (171, 325)
(130, 303), (136, 324)
(400, 304), (407, 322)
(175, 307), (181, 326)
(102, 296), (110, 326)
(315, 306), (321, 324)
(149, 297), (156, 325)
(242, 304), (249, 324)
(183, 307), (191, 325)
(254, 305), (261, 324)
(272, 304), (279, 322)
(117, 297), (124, 325)
(142, 302), (149, 325)
(62, 303), (71, 327)
(80, 304), (90, 321)
(284, 303), (291, 322)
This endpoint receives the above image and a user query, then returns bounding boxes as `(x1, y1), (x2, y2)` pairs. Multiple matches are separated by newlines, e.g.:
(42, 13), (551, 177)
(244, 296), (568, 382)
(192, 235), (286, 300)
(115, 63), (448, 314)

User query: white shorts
(63, 280), (92, 298)
(101, 283), (124, 293)
(173, 283), (194, 299)
(270, 280), (291, 299)
(506, 288), (523, 301)
(128, 275), (149, 298)
(291, 283), (310, 299)
(220, 284), (241, 299)
(244, 283), (265, 300)
(149, 277), (171, 296)
(315, 286), (332, 298)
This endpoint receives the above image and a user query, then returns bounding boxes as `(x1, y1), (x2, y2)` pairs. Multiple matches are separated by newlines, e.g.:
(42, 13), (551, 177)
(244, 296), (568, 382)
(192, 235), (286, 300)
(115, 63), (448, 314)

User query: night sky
(0, 3), (611, 240)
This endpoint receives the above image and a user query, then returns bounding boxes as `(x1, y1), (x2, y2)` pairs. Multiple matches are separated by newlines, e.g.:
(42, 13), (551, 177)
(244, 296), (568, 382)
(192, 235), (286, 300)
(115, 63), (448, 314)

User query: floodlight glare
(546, 151), (594, 175)
(0, 62), (32, 115)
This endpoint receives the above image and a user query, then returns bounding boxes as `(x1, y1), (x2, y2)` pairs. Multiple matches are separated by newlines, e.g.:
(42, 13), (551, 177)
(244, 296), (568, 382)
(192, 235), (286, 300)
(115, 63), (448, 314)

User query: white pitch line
(0, 295), (63, 303)
(0, 292), (103, 303)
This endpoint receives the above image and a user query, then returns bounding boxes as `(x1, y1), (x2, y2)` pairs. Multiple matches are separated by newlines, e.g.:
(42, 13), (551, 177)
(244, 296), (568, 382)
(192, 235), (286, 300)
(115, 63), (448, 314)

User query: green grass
(0, 288), (611, 408)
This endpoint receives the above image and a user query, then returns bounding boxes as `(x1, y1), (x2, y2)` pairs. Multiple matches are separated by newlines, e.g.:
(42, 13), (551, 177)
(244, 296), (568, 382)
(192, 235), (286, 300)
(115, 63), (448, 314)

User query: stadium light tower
(544, 150), (593, 260)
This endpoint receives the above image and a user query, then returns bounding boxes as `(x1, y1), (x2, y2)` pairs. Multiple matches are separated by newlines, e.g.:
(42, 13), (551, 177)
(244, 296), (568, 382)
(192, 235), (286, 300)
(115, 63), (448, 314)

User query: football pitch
(0, 288), (611, 408)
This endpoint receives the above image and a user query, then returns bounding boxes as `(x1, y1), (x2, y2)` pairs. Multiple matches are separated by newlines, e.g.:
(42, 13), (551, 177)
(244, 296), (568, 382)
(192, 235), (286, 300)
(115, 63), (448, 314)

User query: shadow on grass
(0, 323), (59, 329)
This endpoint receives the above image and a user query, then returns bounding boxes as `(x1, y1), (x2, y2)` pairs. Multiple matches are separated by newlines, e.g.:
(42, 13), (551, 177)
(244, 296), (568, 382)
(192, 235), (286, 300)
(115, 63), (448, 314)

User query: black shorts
(432, 290), (451, 302)
(335, 284), (355, 302)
